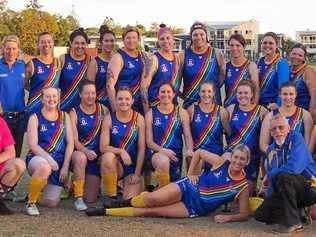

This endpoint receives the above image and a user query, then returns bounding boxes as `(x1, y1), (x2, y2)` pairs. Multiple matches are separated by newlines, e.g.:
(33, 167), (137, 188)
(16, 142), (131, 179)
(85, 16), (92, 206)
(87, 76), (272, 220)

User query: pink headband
(157, 27), (173, 39)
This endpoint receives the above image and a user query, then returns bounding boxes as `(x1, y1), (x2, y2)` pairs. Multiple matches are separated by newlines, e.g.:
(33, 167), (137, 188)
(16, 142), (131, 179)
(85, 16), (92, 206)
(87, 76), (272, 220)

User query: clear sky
(7, 0), (316, 39)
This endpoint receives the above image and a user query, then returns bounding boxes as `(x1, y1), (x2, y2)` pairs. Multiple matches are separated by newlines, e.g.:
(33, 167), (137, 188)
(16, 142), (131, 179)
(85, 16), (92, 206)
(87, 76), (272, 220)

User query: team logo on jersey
(161, 64), (168, 73)
(112, 126), (119, 134)
(232, 113), (239, 121)
(80, 118), (88, 126)
(37, 66), (44, 74)
(154, 117), (161, 126)
(40, 124), (48, 132)
(0, 73), (8, 77)
(187, 59), (194, 67)
(66, 63), (73, 70)
(100, 66), (106, 73)
(213, 170), (223, 178)
(227, 69), (232, 78)
(194, 113), (202, 123)
(127, 61), (135, 69)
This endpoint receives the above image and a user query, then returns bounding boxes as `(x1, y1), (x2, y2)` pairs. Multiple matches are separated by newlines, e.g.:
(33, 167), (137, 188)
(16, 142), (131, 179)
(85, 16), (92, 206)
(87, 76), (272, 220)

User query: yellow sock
(131, 192), (146, 208)
(28, 177), (47, 204)
(102, 173), (117, 197)
(155, 171), (170, 188)
(106, 207), (134, 217)
(73, 179), (84, 198)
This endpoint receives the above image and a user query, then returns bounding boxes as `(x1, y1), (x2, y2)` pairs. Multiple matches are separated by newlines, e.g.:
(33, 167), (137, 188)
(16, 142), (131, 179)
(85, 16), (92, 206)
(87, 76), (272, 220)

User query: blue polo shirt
(0, 58), (26, 112)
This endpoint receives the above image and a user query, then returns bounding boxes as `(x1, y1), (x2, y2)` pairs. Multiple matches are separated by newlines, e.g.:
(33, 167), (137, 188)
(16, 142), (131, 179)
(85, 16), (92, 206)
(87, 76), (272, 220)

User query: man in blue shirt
(255, 114), (316, 233)
(0, 35), (26, 157)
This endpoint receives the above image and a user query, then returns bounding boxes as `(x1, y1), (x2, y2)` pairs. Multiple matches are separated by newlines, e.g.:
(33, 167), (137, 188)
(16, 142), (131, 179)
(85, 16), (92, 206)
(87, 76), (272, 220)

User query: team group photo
(1, 0), (316, 236)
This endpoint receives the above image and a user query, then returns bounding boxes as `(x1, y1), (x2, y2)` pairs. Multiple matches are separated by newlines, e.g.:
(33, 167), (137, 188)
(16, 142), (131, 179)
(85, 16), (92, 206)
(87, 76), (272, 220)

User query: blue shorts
(86, 159), (101, 177)
(26, 154), (64, 187)
(176, 177), (205, 217)
(118, 158), (144, 179)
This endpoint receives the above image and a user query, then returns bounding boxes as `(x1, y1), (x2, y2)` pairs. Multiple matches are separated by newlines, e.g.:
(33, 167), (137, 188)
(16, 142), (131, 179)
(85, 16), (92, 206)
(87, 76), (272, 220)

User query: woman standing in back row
(59, 28), (91, 112)
(87, 25), (116, 110)
(180, 22), (225, 108)
(257, 32), (289, 109)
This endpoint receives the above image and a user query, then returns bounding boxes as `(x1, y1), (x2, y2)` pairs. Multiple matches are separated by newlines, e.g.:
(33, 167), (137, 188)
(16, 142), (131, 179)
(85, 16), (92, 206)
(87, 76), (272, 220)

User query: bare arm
(220, 107), (231, 136)
(106, 53), (123, 112)
(259, 112), (273, 153)
(0, 145), (15, 164)
(303, 109), (313, 144)
(25, 60), (34, 91)
(135, 114), (146, 176)
(62, 114), (74, 170)
(69, 109), (87, 153)
(87, 58), (97, 81)
(180, 108), (193, 154)
(215, 49), (226, 86)
(141, 55), (157, 114)
(249, 62), (259, 104)
(305, 66), (316, 123)
(309, 125), (316, 154)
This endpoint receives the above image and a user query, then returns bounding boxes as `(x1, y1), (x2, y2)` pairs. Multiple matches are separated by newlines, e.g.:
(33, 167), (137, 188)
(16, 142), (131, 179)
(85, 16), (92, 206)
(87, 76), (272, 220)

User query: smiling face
(191, 29), (208, 49)
(41, 87), (59, 110)
(236, 85), (253, 106)
(229, 38), (244, 59)
(289, 47), (305, 67)
(261, 36), (277, 56)
(38, 34), (54, 56)
(4, 41), (19, 63)
(80, 84), (96, 106)
(230, 149), (249, 173)
(199, 83), (215, 105)
(158, 32), (174, 52)
(158, 84), (175, 105)
(270, 116), (290, 146)
(280, 86), (296, 107)
(123, 31), (139, 51)
(71, 35), (87, 57)
(116, 90), (133, 112)
(101, 33), (115, 53)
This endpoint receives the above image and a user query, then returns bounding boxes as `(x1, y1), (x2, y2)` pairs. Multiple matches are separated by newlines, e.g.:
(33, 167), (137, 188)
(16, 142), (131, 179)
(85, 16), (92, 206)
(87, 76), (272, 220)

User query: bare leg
(143, 183), (182, 207)
(132, 202), (189, 218)
(84, 175), (100, 203)
(123, 174), (144, 200)
(0, 159), (25, 187)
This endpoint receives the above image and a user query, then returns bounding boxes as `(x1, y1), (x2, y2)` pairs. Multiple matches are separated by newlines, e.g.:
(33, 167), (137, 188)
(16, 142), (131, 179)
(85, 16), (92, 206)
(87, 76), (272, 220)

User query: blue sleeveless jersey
(227, 105), (263, 180)
(59, 54), (89, 112)
(176, 160), (248, 217)
(148, 52), (180, 106)
(257, 56), (289, 106)
(27, 58), (60, 116)
(272, 107), (304, 137)
(152, 106), (183, 155)
(110, 111), (139, 167)
(290, 65), (310, 110)
(224, 61), (250, 107)
(191, 104), (223, 155)
(95, 56), (110, 107)
(74, 104), (104, 152)
(117, 49), (143, 113)
(26, 110), (67, 186)
(182, 47), (221, 108)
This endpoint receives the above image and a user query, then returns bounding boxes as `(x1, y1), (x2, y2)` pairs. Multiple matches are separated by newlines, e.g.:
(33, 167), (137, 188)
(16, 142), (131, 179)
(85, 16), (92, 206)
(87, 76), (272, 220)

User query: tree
(102, 16), (123, 36)
(281, 38), (297, 57)
(0, 0), (7, 12)
(16, 9), (59, 55)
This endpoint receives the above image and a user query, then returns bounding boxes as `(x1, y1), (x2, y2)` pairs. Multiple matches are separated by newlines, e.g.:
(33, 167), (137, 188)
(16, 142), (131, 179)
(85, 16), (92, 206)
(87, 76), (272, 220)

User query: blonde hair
(2, 35), (20, 48)
(232, 144), (251, 161)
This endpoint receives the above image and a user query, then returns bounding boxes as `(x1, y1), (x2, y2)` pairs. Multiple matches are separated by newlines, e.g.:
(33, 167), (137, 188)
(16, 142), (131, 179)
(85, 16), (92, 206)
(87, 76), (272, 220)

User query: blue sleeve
(276, 59), (290, 105)
(267, 132), (311, 179)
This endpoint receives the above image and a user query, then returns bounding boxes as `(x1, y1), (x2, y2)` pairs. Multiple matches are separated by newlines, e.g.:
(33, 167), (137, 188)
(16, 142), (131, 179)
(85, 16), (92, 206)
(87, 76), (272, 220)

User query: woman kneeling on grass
(86, 144), (250, 223)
